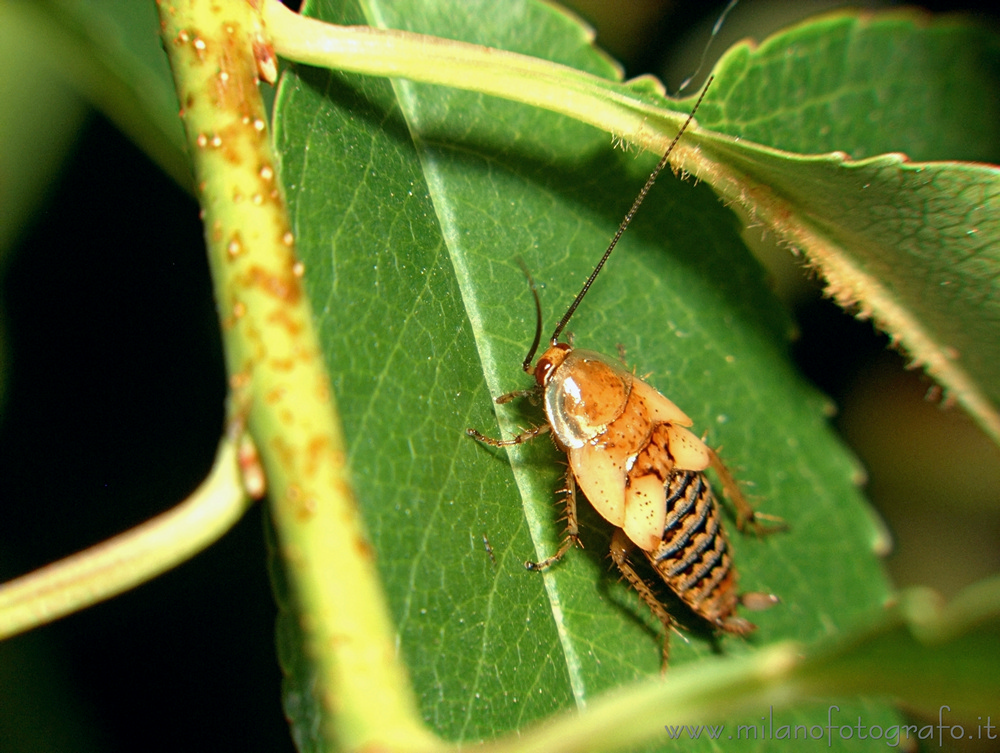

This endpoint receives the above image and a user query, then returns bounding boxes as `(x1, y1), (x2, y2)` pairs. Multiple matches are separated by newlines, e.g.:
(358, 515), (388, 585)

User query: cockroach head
(532, 342), (571, 386)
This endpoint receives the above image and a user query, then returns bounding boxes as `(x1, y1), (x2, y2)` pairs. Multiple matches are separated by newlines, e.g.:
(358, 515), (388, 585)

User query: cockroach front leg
(610, 528), (674, 673)
(494, 388), (536, 405)
(525, 469), (582, 571)
(707, 447), (786, 536)
(466, 387), (550, 447)
(466, 423), (551, 447)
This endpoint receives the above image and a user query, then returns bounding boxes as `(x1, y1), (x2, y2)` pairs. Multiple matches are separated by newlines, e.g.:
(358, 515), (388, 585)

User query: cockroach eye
(533, 342), (571, 386)
(534, 357), (555, 386)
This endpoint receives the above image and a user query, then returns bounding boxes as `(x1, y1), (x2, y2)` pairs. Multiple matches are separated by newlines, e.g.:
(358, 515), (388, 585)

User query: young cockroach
(467, 77), (780, 669)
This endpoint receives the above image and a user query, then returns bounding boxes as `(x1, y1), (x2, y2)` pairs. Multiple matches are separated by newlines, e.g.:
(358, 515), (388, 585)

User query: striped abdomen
(646, 471), (754, 634)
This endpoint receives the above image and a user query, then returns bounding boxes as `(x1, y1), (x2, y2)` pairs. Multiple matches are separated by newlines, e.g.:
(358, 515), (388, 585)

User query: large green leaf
(18, 0), (190, 188)
(486, 577), (1000, 753)
(678, 11), (1000, 444)
(274, 0), (895, 746)
(267, 3), (1000, 445)
(691, 11), (1000, 162)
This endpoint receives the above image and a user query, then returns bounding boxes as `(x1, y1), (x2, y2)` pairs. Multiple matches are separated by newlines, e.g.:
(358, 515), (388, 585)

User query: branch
(0, 436), (248, 640)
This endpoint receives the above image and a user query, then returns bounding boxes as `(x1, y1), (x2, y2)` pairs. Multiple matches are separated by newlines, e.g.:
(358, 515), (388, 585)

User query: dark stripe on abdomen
(655, 472), (711, 562)
(648, 471), (738, 622)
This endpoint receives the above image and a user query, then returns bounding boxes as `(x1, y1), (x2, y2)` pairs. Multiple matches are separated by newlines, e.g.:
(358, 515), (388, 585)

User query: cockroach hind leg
(744, 510), (788, 536)
(525, 539), (575, 571)
(610, 528), (675, 673)
(706, 446), (787, 536)
(718, 614), (757, 636)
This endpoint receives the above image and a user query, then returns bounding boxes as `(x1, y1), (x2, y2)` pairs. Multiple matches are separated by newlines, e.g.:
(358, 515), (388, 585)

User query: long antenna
(546, 75), (714, 348)
(517, 258), (544, 374)
(675, 2), (737, 95)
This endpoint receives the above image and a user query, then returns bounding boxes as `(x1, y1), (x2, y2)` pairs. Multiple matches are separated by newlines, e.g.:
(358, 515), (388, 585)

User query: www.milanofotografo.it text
(664, 706), (996, 747)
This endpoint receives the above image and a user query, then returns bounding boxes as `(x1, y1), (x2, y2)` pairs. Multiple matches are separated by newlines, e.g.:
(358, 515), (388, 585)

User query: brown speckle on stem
(240, 264), (301, 303)
(266, 308), (304, 337)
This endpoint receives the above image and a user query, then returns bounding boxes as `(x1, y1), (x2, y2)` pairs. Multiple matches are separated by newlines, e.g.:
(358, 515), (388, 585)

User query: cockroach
(467, 77), (780, 668)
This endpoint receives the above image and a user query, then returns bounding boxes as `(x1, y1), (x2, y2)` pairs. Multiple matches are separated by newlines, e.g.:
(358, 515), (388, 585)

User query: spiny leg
(466, 423), (550, 448)
(615, 342), (657, 381)
(525, 469), (581, 571)
(610, 528), (674, 672)
(704, 448), (783, 621)
(467, 386), (549, 447)
(706, 446), (786, 535)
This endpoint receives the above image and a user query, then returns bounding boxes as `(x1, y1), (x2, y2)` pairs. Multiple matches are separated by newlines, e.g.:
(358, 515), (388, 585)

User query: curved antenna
(515, 257), (544, 373)
(547, 75), (714, 347)
(675, 3), (737, 95)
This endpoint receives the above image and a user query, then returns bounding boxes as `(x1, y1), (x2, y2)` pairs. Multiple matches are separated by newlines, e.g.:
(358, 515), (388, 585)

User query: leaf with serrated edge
(274, 0), (897, 746)
(679, 10), (1000, 445)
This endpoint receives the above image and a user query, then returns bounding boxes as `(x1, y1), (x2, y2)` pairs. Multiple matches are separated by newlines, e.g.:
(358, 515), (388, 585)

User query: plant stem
(156, 1), (439, 749)
(0, 437), (247, 640)
(262, 0), (689, 156)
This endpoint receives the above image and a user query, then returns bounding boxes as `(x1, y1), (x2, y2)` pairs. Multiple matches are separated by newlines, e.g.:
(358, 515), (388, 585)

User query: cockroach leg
(706, 446), (786, 536)
(526, 470), (581, 570)
(610, 528), (674, 673)
(495, 388), (536, 405)
(466, 423), (551, 447)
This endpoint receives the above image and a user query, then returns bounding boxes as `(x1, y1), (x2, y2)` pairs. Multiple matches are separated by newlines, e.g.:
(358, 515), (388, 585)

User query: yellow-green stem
(0, 437), (247, 640)
(156, 1), (438, 749)
(262, 0), (688, 155)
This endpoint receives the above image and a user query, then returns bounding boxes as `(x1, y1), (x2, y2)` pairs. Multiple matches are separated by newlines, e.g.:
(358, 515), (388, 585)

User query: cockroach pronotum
(467, 77), (781, 669)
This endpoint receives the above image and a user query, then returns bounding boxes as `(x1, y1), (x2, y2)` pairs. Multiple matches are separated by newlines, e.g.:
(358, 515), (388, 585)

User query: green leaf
(492, 577), (1000, 753)
(0, 4), (87, 259)
(274, 0), (897, 746)
(692, 10), (1000, 162)
(11, 0), (191, 190)
(267, 5), (1000, 445)
(679, 11), (1000, 444)
(797, 578), (1000, 718)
